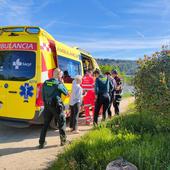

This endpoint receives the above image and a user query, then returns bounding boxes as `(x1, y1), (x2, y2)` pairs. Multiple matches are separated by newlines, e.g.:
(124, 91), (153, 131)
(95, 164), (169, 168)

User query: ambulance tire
(50, 117), (59, 130)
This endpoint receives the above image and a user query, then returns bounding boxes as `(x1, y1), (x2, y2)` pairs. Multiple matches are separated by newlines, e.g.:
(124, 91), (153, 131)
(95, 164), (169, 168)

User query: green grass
(49, 106), (170, 170)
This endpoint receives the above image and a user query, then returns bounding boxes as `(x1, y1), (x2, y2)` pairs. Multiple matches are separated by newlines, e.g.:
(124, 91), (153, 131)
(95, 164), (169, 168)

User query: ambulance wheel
(50, 117), (59, 130)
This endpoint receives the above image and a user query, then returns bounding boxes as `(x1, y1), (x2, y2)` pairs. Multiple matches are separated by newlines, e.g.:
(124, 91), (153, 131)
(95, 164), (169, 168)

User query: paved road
(0, 97), (135, 170)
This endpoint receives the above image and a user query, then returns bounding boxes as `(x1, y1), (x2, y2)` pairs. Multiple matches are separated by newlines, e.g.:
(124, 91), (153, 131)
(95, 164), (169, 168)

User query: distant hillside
(96, 58), (138, 75)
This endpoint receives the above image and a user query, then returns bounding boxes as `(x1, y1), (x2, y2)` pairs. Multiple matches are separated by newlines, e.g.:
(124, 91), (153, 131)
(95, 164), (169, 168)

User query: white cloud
(43, 19), (124, 30)
(92, 0), (118, 17)
(125, 0), (170, 17)
(99, 24), (124, 29)
(44, 20), (57, 29)
(33, 0), (57, 13)
(0, 0), (34, 25)
(64, 36), (170, 52)
(0, 0), (56, 25)
(136, 31), (145, 38)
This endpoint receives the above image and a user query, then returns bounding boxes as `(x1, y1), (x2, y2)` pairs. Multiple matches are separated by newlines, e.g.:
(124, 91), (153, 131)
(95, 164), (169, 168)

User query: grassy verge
(49, 105), (170, 170)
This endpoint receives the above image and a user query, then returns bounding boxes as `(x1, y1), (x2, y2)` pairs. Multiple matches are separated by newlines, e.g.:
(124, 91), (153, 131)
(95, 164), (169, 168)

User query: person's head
(74, 75), (82, 84)
(85, 68), (93, 75)
(64, 70), (69, 77)
(93, 69), (101, 78)
(111, 69), (118, 78)
(88, 68), (93, 75)
(53, 68), (63, 79)
(105, 72), (111, 78)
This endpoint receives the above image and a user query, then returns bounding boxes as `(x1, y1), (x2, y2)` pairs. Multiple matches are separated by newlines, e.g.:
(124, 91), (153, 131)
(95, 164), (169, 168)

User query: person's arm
(109, 79), (114, 94)
(58, 83), (69, 96)
(112, 79), (117, 90)
(116, 77), (122, 91)
(42, 83), (46, 102)
(82, 89), (87, 97)
(95, 78), (99, 95)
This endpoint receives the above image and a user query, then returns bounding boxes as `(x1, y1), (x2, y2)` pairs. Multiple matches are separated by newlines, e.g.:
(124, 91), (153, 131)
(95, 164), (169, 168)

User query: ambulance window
(0, 51), (36, 81)
(58, 56), (82, 83)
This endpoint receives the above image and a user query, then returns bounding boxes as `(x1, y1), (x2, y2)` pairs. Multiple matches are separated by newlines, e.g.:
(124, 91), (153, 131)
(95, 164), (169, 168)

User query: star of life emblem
(20, 83), (34, 102)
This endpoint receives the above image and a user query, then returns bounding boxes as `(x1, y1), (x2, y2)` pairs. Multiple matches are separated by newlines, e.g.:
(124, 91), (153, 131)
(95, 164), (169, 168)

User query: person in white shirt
(69, 75), (83, 133)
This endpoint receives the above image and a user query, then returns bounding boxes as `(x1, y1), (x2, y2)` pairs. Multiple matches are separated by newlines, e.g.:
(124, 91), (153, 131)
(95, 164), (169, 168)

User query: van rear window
(0, 51), (36, 81)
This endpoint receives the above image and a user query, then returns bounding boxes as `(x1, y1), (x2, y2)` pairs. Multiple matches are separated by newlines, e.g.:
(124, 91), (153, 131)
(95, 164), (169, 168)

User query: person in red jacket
(81, 69), (95, 125)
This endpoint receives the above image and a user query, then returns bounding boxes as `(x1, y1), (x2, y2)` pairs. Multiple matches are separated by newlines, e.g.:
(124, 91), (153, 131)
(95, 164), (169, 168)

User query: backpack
(42, 78), (60, 104)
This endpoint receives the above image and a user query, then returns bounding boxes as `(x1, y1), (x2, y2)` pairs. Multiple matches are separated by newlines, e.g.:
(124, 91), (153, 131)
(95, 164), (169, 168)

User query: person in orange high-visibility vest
(81, 69), (95, 125)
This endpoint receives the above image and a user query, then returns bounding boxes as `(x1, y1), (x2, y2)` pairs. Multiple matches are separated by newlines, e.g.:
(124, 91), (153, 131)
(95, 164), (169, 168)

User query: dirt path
(0, 97), (134, 170)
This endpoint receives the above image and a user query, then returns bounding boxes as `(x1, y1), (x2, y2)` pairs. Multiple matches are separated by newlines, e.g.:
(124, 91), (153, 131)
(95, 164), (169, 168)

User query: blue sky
(1, 0), (170, 60)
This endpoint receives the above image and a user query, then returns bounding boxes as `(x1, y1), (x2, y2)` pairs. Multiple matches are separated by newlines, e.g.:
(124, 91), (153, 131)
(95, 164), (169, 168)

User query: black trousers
(113, 95), (121, 115)
(70, 102), (80, 130)
(108, 98), (113, 117)
(94, 93), (110, 124)
(39, 104), (66, 145)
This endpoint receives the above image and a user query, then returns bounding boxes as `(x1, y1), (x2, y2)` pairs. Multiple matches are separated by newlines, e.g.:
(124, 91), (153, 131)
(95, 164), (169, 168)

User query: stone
(106, 157), (138, 170)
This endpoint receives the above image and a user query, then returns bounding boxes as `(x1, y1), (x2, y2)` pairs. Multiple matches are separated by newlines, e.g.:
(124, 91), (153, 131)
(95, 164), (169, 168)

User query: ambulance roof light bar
(0, 26), (40, 35)
(25, 27), (40, 34)
(3, 27), (25, 32)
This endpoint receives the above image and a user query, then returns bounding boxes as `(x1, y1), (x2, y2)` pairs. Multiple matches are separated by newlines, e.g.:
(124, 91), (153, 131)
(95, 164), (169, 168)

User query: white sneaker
(72, 130), (80, 134)
(69, 128), (74, 132)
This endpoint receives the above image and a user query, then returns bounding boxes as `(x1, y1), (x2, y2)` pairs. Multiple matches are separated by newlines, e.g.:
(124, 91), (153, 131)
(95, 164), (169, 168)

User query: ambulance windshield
(0, 51), (36, 81)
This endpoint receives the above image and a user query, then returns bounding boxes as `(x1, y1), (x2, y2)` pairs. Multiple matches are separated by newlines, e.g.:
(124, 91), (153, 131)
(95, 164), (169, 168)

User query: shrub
(134, 53), (170, 114)
(107, 110), (170, 134)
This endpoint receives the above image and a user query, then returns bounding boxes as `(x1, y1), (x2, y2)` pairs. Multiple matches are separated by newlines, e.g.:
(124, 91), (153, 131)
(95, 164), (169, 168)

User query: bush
(49, 108), (170, 170)
(134, 53), (170, 114)
(107, 110), (170, 134)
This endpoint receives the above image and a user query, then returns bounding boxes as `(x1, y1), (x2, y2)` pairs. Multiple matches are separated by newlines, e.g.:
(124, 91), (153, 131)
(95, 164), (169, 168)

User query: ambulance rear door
(0, 50), (37, 120)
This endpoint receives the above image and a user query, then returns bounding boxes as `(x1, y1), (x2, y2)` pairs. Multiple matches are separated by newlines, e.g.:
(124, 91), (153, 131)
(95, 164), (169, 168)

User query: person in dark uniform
(111, 70), (122, 115)
(39, 68), (69, 149)
(93, 69), (112, 125)
(104, 72), (115, 118)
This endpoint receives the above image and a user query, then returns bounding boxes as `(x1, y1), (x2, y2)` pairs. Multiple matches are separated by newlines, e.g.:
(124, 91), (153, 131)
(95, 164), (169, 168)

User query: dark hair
(85, 68), (93, 75)
(64, 71), (69, 76)
(88, 68), (93, 73)
(105, 72), (111, 76)
(93, 69), (101, 75)
(111, 69), (118, 74)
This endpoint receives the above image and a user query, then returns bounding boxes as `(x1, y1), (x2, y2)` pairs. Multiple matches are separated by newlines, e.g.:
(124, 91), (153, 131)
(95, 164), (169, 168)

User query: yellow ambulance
(0, 26), (99, 127)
